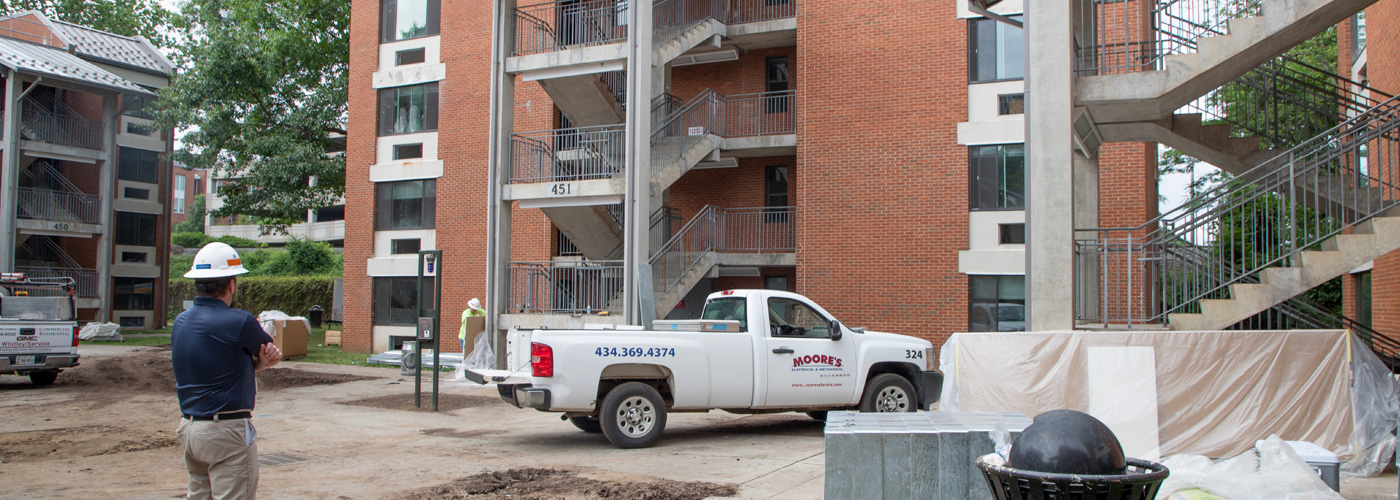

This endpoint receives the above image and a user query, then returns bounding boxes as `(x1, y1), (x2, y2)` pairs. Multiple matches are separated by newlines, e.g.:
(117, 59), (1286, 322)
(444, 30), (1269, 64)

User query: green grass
(87, 328), (172, 346)
(87, 327), (448, 372)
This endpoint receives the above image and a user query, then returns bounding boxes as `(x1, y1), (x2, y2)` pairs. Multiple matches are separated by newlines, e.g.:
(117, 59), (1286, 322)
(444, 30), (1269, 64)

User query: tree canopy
(155, 0), (349, 234)
(0, 0), (175, 48)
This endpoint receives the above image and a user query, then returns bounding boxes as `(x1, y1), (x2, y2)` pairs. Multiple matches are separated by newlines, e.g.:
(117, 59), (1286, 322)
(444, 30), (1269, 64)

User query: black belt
(183, 411), (251, 421)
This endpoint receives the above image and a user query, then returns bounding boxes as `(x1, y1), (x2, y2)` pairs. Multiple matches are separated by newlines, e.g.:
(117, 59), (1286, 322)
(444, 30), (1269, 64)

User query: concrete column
(95, 92), (118, 321)
(1072, 152), (1099, 323)
(484, 0), (518, 365)
(0, 73), (21, 272)
(623, 0), (655, 326)
(1024, 0), (1078, 331)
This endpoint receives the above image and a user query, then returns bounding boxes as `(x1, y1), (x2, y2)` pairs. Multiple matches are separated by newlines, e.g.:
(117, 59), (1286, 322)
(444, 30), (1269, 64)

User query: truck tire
(569, 416), (603, 434)
(600, 382), (667, 449)
(859, 374), (916, 413)
(29, 371), (58, 386)
(806, 411), (828, 422)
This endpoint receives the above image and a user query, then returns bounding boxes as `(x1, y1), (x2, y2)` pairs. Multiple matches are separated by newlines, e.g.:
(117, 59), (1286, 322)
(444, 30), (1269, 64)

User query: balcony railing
(650, 205), (795, 298)
(513, 0), (630, 56)
(507, 260), (625, 313)
(510, 125), (626, 183)
(729, 0), (795, 24)
(16, 187), (102, 225)
(1076, 0), (1262, 76)
(723, 90), (795, 137)
(16, 266), (99, 298)
(20, 103), (105, 150)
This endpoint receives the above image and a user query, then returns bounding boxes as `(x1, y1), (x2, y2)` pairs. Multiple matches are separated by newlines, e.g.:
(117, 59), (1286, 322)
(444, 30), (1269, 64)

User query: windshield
(700, 298), (747, 331)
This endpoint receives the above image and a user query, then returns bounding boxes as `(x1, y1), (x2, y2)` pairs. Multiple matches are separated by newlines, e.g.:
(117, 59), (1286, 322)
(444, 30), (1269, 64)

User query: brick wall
(1348, 0), (1400, 338)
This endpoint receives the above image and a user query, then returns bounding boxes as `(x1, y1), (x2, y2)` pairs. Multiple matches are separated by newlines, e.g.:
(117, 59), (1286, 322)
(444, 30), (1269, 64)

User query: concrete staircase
(1078, 0), (1380, 124)
(1170, 207), (1400, 330)
(653, 251), (715, 318)
(540, 75), (625, 127)
(542, 205), (624, 260)
(652, 18), (725, 67)
(1097, 113), (1279, 175)
(649, 133), (723, 196)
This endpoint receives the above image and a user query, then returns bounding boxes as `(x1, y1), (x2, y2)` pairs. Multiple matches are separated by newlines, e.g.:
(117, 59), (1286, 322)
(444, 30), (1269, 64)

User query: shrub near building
(167, 238), (342, 319)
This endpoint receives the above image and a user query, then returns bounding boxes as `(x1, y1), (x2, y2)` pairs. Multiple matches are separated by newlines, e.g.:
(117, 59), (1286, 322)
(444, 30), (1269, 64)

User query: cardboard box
(268, 319), (308, 358)
(324, 330), (341, 346)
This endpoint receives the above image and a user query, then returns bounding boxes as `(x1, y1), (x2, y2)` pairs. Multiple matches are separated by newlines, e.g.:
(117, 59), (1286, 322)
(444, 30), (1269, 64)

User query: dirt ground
(0, 344), (823, 500)
(2, 344), (1395, 500)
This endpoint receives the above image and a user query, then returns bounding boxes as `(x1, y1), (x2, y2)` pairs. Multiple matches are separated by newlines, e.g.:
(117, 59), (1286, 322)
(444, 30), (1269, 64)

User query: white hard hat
(183, 242), (250, 279)
(468, 298), (482, 310)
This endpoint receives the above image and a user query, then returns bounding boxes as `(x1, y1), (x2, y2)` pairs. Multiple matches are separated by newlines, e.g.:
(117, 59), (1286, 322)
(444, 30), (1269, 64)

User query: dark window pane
(1001, 144), (1025, 209)
(396, 48), (426, 65)
(120, 93), (155, 119)
(316, 205), (345, 222)
(115, 212), (157, 246)
(118, 316), (146, 327)
(118, 147), (159, 184)
(375, 179), (436, 230)
(999, 223), (1026, 244)
(373, 276), (435, 326)
(378, 84), (438, 136)
(391, 238), (421, 254)
(123, 187), (150, 200)
(998, 93), (1025, 115)
(121, 251), (147, 263)
(969, 275), (1025, 332)
(394, 143), (423, 160)
(970, 16), (1024, 83)
(382, 0), (439, 42)
(970, 144), (1025, 210)
(113, 277), (155, 310)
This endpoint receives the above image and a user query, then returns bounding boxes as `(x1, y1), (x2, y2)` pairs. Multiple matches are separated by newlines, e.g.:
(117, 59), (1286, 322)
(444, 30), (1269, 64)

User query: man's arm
(253, 343), (282, 371)
(240, 316), (280, 371)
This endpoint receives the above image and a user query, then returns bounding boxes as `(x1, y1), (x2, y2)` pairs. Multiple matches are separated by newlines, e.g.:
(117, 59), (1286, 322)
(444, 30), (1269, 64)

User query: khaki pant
(177, 417), (259, 500)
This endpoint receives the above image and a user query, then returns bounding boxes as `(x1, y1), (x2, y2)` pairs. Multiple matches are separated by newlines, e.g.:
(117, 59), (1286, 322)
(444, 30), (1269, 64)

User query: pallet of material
(325, 330), (341, 346)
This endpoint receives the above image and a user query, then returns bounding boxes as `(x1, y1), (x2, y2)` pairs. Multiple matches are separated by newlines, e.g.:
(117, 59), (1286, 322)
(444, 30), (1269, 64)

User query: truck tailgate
(0, 323), (74, 352)
(462, 368), (531, 385)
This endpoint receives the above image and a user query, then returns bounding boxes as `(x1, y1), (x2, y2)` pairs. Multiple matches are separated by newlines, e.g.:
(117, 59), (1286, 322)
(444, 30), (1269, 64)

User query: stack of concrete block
(824, 411), (1031, 499)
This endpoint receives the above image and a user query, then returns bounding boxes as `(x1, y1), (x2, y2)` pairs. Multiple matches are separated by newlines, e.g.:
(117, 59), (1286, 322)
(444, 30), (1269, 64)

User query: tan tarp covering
(939, 330), (1360, 461)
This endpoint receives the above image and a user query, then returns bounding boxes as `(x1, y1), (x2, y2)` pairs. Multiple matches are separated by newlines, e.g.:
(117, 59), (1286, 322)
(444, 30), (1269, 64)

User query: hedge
(168, 276), (335, 320)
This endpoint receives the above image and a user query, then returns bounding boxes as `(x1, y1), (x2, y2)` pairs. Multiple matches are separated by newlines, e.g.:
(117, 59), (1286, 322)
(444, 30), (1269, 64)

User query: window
(121, 251), (147, 263)
(396, 48), (426, 65)
(373, 276), (435, 326)
(969, 275), (1026, 332)
(121, 92), (155, 119)
(375, 179), (436, 230)
(765, 57), (789, 113)
(378, 83), (439, 136)
(701, 297), (747, 331)
(393, 143), (424, 160)
(999, 223), (1025, 244)
(380, 0), (440, 42)
(316, 205), (345, 222)
(998, 93), (1025, 115)
(124, 187), (150, 200)
(1357, 271), (1372, 328)
(173, 175), (186, 213)
(970, 144), (1025, 210)
(115, 212), (157, 246)
(969, 15), (1024, 83)
(765, 165), (789, 222)
(391, 238), (421, 254)
(767, 297), (830, 338)
(119, 147), (159, 184)
(125, 122), (153, 136)
(112, 277), (155, 311)
(765, 276), (788, 291)
(118, 316), (146, 328)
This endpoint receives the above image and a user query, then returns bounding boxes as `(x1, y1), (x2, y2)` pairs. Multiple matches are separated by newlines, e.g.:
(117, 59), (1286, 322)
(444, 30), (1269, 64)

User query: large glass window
(767, 297), (831, 338)
(970, 144), (1025, 210)
(121, 92), (156, 119)
(765, 56), (789, 113)
(969, 275), (1026, 332)
(119, 147), (160, 184)
(1357, 271), (1372, 328)
(375, 179), (436, 230)
(112, 277), (155, 311)
(373, 277), (435, 326)
(969, 15), (1024, 83)
(115, 212), (158, 246)
(173, 175), (186, 214)
(378, 83), (439, 136)
(380, 0), (440, 42)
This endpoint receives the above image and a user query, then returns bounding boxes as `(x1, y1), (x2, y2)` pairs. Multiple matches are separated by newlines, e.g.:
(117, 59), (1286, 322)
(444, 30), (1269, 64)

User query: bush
(168, 276), (335, 319)
(172, 232), (211, 248)
(214, 235), (262, 248)
(260, 238), (340, 276)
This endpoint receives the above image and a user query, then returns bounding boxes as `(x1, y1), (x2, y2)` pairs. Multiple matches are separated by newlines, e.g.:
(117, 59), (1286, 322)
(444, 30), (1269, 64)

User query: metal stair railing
(1183, 54), (1392, 151)
(1076, 93), (1400, 326)
(1077, 0), (1263, 76)
(653, 0), (724, 46)
(513, 0), (628, 56)
(506, 260), (625, 314)
(15, 236), (99, 298)
(650, 89), (723, 179)
(17, 162), (101, 224)
(648, 205), (796, 299)
(510, 125), (625, 183)
(20, 94), (105, 150)
(728, 0), (795, 24)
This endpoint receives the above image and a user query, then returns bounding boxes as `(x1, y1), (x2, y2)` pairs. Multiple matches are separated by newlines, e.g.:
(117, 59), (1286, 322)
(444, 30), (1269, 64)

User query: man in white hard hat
(171, 242), (282, 500)
(459, 297), (485, 353)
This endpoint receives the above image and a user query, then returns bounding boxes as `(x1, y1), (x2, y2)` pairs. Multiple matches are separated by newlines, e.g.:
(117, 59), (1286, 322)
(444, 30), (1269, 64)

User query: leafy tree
(155, 0), (348, 234)
(0, 0), (175, 48)
(173, 193), (208, 234)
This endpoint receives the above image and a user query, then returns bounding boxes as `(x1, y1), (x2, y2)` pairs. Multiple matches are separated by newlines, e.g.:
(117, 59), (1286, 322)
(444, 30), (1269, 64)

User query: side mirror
(829, 319), (842, 341)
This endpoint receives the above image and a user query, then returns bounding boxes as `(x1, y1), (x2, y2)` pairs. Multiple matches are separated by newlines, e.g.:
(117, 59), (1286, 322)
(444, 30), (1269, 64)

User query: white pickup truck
(466, 289), (942, 448)
(0, 274), (80, 386)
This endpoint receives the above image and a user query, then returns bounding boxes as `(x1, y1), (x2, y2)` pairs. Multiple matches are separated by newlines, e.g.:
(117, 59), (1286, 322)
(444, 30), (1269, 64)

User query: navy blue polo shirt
(171, 296), (275, 417)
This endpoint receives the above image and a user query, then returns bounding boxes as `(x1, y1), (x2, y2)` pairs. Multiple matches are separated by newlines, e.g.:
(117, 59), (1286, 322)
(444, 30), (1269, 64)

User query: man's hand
(253, 343), (283, 371)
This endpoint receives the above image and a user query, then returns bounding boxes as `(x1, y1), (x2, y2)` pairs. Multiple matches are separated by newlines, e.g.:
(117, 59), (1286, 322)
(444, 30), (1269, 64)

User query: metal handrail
(512, 0), (628, 56)
(21, 161), (88, 196)
(510, 125), (625, 183)
(506, 260), (625, 314)
(651, 89), (723, 178)
(1076, 0), (1263, 75)
(723, 90), (795, 136)
(729, 0), (795, 24)
(16, 187), (101, 224)
(20, 96), (104, 150)
(1076, 93), (1400, 325)
(18, 235), (84, 269)
(15, 266), (99, 298)
(649, 205), (795, 298)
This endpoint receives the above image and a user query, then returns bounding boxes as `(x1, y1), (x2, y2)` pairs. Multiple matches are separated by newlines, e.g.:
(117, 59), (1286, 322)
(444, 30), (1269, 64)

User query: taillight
(531, 342), (553, 377)
(72, 325), (80, 347)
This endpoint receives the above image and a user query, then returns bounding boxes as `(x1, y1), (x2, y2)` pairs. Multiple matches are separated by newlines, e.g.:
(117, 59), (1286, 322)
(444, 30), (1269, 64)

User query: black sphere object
(1007, 409), (1126, 475)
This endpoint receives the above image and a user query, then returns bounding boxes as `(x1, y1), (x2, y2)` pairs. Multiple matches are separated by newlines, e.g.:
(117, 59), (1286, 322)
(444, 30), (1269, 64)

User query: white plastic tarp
(938, 329), (1398, 476)
(256, 310), (311, 336)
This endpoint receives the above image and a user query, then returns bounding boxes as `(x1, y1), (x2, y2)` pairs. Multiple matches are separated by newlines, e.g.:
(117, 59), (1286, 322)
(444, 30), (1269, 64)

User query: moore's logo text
(792, 354), (842, 368)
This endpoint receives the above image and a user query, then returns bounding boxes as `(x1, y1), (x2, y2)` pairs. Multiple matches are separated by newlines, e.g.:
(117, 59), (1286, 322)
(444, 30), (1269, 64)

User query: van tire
(600, 382), (667, 448)
(859, 374), (916, 413)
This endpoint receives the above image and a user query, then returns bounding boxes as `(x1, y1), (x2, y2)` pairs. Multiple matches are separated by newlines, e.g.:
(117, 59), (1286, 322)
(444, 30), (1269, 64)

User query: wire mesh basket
(976, 453), (1169, 500)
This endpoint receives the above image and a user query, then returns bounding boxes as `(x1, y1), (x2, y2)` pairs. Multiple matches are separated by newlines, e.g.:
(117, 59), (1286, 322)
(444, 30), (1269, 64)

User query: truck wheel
(600, 382), (667, 449)
(806, 411), (828, 422)
(29, 371), (58, 386)
(569, 416), (603, 434)
(859, 374), (915, 413)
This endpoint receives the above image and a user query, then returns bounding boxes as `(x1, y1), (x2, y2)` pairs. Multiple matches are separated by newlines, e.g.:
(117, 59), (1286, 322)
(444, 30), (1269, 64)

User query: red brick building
(170, 163), (205, 227)
(0, 12), (174, 329)
(343, 0), (1163, 354)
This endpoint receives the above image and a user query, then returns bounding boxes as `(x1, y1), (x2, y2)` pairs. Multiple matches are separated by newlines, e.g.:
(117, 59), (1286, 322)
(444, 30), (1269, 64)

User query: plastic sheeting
(256, 310), (311, 336)
(938, 329), (1398, 476)
(78, 322), (120, 340)
(1158, 436), (1342, 499)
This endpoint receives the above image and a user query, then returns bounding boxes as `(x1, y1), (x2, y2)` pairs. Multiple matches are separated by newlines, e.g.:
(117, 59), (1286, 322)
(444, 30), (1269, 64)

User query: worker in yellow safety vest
(459, 298), (485, 353)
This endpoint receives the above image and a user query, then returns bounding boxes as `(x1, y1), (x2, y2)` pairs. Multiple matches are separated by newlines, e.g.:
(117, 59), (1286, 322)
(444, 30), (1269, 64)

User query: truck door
(760, 296), (857, 408)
